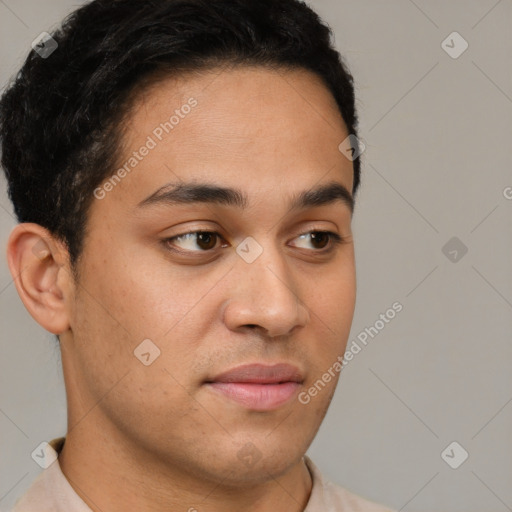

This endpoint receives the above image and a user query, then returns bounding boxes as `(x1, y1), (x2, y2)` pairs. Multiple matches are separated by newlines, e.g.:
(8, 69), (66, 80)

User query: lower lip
(206, 382), (301, 410)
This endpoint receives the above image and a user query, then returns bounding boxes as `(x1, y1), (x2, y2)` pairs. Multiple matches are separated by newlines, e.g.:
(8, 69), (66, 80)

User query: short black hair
(0, 0), (360, 278)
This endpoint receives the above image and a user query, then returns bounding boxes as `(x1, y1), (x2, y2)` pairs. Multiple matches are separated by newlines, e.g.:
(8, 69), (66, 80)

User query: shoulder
(304, 456), (396, 512)
(10, 437), (90, 512)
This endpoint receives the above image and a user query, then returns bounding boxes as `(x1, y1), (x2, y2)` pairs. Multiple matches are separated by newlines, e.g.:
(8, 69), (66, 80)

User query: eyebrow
(136, 180), (354, 214)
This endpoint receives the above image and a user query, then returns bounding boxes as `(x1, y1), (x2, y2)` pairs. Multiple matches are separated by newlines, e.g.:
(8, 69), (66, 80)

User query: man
(1, 0), (396, 510)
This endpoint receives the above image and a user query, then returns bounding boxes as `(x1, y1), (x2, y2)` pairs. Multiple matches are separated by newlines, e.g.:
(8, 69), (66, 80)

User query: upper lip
(207, 363), (304, 384)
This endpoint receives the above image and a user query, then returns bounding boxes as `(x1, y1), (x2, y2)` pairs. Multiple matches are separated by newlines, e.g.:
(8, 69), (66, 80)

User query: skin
(7, 65), (356, 512)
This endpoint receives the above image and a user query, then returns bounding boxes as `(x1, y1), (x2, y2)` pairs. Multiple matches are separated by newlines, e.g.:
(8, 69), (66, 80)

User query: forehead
(96, 65), (354, 213)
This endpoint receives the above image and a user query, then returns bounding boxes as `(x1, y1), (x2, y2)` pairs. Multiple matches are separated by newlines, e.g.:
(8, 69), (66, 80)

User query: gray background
(1, 1), (511, 511)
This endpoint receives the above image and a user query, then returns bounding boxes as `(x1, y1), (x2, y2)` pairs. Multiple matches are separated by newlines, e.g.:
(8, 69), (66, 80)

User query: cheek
(310, 261), (356, 331)
(70, 246), (216, 394)
(69, 281), (204, 437)
(304, 262), (356, 379)
(78, 243), (178, 342)
(88, 241), (234, 343)
(67, 244), (169, 404)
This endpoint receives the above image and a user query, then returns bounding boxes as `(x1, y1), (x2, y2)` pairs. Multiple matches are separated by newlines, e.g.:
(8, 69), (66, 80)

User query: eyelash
(162, 229), (346, 255)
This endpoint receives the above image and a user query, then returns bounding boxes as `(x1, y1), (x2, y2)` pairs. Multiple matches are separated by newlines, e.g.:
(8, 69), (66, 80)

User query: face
(63, 65), (356, 485)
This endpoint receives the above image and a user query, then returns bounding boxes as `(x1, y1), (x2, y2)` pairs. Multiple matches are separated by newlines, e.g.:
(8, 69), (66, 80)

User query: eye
(163, 231), (226, 253)
(162, 229), (345, 255)
(290, 231), (344, 251)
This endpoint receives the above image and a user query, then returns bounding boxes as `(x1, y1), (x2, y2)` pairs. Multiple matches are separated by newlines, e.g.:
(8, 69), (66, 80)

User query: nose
(222, 245), (310, 338)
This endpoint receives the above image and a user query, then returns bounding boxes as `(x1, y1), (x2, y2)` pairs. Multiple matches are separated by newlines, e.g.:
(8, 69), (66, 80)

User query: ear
(6, 223), (74, 335)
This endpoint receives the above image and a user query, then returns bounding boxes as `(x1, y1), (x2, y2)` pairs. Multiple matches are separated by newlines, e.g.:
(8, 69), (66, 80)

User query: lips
(207, 363), (304, 385)
(205, 363), (304, 411)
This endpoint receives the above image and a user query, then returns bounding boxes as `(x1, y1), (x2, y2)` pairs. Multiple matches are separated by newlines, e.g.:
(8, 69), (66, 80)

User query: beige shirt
(12, 437), (395, 512)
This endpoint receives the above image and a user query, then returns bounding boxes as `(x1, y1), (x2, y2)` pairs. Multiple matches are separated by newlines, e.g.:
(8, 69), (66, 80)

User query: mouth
(204, 363), (304, 411)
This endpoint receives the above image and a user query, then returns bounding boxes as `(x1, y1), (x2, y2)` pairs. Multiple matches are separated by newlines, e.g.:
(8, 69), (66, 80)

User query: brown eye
(292, 231), (343, 251)
(196, 232), (217, 250)
(164, 231), (224, 253)
(309, 232), (330, 249)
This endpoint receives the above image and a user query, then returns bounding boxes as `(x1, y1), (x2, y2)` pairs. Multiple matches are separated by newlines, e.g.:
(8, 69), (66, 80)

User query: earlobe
(6, 223), (72, 335)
